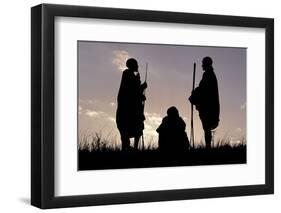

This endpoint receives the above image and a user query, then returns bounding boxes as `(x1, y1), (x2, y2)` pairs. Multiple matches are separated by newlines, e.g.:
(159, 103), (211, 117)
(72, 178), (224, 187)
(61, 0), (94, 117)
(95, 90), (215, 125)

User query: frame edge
(31, 4), (43, 208)
(265, 18), (274, 194)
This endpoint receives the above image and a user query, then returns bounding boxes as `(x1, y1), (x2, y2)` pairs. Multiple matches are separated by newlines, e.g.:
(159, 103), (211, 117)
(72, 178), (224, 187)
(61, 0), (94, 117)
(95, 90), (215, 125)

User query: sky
(78, 41), (246, 148)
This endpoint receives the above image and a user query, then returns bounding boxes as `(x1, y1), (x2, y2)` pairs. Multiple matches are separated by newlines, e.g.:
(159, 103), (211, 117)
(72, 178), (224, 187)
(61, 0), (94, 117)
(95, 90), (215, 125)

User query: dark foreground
(78, 145), (246, 170)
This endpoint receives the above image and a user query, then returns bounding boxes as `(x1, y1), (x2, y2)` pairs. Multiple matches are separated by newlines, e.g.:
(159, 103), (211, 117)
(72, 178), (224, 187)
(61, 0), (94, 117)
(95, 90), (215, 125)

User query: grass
(78, 131), (246, 170)
(79, 131), (120, 152)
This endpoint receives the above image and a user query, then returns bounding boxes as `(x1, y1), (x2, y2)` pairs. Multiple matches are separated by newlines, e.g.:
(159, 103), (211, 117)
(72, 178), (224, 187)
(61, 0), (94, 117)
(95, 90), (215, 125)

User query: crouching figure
(156, 106), (190, 152)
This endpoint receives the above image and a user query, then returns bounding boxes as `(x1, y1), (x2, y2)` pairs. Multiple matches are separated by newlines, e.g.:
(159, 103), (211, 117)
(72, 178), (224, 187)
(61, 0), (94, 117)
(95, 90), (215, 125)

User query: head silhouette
(202, 56), (213, 71)
(167, 106), (179, 118)
(126, 58), (138, 71)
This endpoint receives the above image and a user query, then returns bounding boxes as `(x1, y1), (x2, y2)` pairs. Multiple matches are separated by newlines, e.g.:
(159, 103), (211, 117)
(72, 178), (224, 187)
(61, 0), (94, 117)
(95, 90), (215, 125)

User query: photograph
(30, 3), (274, 209)
(78, 41), (247, 170)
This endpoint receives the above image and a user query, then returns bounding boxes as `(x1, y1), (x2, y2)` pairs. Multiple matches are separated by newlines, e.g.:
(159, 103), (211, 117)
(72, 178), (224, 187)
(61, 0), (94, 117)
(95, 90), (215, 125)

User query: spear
(190, 63), (196, 148)
(144, 63), (148, 94)
(141, 63), (148, 150)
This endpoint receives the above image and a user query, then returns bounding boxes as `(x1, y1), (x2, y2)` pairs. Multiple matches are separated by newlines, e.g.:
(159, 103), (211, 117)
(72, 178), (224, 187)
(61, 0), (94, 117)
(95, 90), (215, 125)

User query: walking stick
(141, 63), (148, 150)
(190, 63), (196, 148)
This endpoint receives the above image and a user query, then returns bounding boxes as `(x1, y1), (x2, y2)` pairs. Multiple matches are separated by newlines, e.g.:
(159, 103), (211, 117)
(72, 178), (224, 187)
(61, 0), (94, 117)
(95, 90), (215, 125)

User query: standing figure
(116, 58), (147, 150)
(189, 57), (220, 149)
(156, 106), (189, 152)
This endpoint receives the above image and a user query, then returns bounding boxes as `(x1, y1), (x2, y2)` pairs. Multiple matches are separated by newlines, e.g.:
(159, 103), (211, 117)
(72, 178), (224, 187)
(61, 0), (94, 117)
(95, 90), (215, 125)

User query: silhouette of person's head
(167, 106), (179, 118)
(202, 56), (213, 71)
(126, 58), (139, 72)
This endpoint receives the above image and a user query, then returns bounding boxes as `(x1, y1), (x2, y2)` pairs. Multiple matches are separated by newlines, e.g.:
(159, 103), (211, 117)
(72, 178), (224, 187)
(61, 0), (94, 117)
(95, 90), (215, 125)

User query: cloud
(85, 110), (105, 118)
(83, 108), (115, 123)
(109, 102), (116, 107)
(107, 116), (116, 123)
(112, 50), (130, 72)
(145, 112), (162, 125)
(78, 105), (83, 114)
(143, 112), (163, 138)
(240, 102), (246, 111)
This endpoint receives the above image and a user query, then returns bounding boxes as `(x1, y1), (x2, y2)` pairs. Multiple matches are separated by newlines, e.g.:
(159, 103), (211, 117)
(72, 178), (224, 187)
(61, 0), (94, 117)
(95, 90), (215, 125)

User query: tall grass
(79, 131), (120, 152)
(79, 131), (246, 152)
(213, 135), (246, 148)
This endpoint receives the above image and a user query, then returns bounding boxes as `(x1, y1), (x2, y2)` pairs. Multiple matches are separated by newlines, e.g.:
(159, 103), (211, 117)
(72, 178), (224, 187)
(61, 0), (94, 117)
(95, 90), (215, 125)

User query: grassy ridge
(78, 144), (246, 170)
(78, 132), (246, 170)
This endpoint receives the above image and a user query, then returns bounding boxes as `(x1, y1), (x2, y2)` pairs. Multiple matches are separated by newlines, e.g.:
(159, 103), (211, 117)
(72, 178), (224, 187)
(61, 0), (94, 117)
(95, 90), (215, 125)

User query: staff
(190, 63), (196, 148)
(141, 63), (148, 150)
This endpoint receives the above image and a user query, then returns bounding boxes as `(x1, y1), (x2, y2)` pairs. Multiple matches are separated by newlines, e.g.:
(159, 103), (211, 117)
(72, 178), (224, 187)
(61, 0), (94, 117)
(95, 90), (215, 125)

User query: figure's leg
(134, 135), (141, 149)
(120, 132), (130, 150)
(204, 129), (212, 149)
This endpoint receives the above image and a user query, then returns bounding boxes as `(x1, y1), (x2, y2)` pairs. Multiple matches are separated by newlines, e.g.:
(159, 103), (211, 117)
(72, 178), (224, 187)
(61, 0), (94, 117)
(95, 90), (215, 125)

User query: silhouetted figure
(156, 106), (190, 152)
(116, 58), (147, 150)
(189, 57), (220, 149)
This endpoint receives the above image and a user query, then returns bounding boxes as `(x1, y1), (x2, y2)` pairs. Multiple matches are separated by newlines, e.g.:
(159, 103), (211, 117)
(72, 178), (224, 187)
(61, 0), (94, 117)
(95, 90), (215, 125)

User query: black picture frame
(31, 3), (274, 209)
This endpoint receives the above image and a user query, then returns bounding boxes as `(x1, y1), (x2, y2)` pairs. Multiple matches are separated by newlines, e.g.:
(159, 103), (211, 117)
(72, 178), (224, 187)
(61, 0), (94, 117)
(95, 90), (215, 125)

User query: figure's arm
(189, 73), (209, 105)
(140, 82), (147, 91)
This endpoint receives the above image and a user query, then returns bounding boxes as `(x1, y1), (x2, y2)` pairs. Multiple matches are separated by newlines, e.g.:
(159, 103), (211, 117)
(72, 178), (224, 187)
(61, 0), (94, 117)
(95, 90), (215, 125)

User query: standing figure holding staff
(188, 57), (220, 149)
(116, 58), (147, 151)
